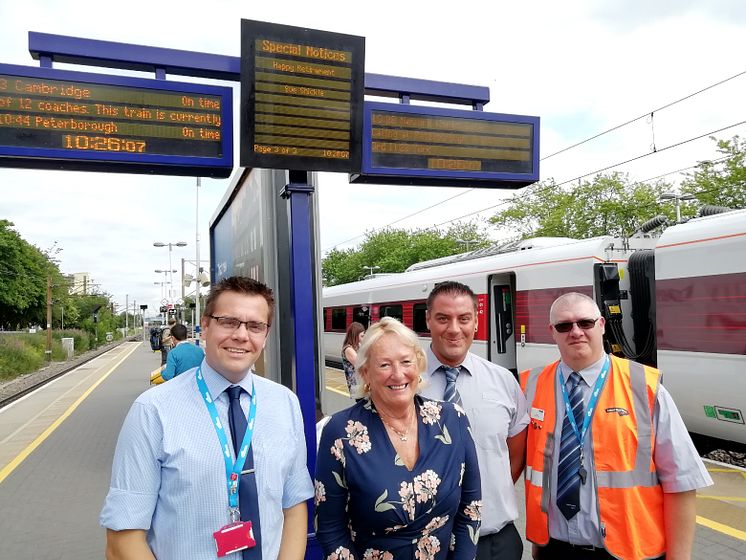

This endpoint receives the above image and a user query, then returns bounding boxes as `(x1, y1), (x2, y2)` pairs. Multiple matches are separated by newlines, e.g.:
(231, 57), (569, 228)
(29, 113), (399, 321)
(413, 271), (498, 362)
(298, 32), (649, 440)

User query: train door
(488, 273), (517, 376)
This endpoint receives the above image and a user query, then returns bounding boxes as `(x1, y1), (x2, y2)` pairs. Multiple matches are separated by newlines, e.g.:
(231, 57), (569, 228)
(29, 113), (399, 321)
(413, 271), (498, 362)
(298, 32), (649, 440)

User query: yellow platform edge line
(697, 495), (746, 502)
(707, 467), (740, 473)
(326, 385), (352, 397)
(0, 343), (140, 485)
(697, 515), (746, 541)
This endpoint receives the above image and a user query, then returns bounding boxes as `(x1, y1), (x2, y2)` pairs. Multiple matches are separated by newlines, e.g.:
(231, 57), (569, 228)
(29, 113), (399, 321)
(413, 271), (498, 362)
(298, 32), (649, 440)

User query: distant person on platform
(520, 292), (713, 560)
(160, 318), (176, 366)
(101, 276), (314, 560)
(420, 281), (529, 560)
(341, 321), (365, 394)
(161, 323), (204, 381)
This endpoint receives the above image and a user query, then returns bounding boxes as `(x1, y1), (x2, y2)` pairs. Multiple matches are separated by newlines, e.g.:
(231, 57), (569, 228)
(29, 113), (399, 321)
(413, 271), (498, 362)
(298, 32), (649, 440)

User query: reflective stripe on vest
(525, 465), (543, 487)
(593, 359), (660, 489)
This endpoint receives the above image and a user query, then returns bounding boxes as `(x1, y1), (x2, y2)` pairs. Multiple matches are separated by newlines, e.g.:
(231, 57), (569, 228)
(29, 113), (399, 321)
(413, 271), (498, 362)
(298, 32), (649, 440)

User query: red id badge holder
(213, 519), (256, 557)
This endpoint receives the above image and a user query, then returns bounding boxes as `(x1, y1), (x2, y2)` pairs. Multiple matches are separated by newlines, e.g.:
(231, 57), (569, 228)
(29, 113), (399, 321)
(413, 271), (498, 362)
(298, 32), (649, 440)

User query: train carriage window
(380, 304), (403, 322)
(412, 303), (429, 334)
(331, 308), (347, 331)
(352, 306), (370, 328)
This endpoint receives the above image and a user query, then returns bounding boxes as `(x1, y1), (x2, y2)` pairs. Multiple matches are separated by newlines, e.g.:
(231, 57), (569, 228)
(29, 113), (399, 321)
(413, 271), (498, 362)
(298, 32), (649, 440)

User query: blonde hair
(353, 317), (427, 399)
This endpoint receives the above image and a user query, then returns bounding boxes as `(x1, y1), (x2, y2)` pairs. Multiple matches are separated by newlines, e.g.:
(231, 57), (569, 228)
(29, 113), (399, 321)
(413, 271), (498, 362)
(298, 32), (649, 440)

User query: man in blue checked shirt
(101, 277), (314, 560)
(161, 323), (204, 381)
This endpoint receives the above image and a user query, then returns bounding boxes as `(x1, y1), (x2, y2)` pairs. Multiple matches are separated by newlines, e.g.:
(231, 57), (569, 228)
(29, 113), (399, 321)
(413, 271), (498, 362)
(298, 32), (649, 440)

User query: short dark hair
(171, 323), (188, 341)
(426, 281), (477, 311)
(202, 276), (275, 326)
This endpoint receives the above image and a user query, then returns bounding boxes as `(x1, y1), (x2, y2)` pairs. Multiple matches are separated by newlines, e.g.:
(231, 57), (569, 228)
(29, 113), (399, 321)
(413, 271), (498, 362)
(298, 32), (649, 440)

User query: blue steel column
(280, 171), (321, 560)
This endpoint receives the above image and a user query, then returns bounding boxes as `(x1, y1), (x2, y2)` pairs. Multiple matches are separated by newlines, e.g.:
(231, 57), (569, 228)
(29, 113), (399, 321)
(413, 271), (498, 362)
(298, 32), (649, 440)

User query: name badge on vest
(530, 407), (545, 421)
(213, 520), (256, 557)
(530, 407), (545, 430)
(605, 407), (629, 416)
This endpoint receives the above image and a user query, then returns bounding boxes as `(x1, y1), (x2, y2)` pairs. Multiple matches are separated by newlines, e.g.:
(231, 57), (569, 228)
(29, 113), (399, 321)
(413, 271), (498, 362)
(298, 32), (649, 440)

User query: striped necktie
(556, 371), (584, 520)
(226, 386), (262, 559)
(443, 366), (462, 407)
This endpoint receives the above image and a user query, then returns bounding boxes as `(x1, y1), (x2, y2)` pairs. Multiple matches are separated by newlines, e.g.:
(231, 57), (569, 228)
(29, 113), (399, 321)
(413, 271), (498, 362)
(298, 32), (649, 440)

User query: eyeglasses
(552, 318), (600, 333)
(209, 315), (269, 335)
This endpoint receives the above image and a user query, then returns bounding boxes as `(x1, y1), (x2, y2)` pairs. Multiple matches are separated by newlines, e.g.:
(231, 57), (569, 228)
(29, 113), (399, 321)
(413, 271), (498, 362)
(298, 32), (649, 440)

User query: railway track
(0, 339), (132, 409)
(705, 449), (746, 469)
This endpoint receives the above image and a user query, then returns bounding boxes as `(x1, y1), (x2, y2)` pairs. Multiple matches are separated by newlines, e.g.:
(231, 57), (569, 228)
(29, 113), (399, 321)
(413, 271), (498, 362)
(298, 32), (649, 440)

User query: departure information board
(351, 102), (539, 188)
(240, 19), (364, 172)
(0, 63), (233, 177)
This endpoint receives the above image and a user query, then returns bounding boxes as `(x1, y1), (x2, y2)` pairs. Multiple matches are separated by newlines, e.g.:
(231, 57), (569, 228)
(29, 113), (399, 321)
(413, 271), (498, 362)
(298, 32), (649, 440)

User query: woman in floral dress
(315, 317), (482, 560)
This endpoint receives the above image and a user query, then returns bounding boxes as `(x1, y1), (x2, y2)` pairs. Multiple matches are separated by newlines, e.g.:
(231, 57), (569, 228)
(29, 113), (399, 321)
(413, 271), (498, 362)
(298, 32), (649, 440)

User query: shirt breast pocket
(470, 392), (512, 452)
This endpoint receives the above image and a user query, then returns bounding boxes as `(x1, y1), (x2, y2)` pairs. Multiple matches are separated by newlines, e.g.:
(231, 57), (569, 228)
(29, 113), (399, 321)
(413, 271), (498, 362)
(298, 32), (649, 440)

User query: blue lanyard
(196, 367), (257, 512)
(558, 356), (610, 449)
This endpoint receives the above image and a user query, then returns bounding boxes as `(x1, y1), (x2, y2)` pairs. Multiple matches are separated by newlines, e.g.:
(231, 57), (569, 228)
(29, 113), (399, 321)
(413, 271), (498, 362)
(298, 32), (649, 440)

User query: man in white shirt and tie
(420, 281), (529, 560)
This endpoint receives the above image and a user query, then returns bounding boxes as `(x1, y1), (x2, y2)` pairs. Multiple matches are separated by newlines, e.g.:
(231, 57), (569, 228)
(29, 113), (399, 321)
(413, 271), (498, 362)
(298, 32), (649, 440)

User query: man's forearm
(278, 501), (308, 560)
(105, 529), (156, 560)
(507, 429), (528, 483)
(663, 489), (697, 560)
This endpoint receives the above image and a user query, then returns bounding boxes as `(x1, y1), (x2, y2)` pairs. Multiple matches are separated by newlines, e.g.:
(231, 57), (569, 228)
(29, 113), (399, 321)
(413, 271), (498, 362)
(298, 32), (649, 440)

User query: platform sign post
(240, 22), (364, 558)
(240, 19), (364, 172)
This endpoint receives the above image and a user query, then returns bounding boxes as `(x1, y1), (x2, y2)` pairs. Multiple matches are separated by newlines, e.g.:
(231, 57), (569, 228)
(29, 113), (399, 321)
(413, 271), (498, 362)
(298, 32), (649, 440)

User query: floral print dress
(315, 396), (482, 560)
(341, 346), (357, 393)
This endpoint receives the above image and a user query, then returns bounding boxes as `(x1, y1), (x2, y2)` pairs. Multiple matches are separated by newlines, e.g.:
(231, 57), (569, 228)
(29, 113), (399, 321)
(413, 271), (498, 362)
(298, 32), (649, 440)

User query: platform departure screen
(352, 102), (540, 188)
(240, 19), (364, 172)
(0, 64), (233, 176)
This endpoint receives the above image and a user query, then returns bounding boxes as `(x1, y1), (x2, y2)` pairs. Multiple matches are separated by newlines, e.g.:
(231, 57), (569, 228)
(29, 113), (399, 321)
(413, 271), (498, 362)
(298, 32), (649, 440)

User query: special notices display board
(352, 102), (540, 188)
(0, 64), (233, 176)
(240, 19), (364, 172)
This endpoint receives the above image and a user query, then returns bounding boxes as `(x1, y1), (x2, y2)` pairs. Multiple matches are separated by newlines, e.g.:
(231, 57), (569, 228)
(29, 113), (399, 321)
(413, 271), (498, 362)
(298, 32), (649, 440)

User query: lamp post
(195, 177), (202, 344)
(155, 269), (176, 300)
(659, 192), (696, 224)
(362, 265), (380, 278)
(154, 281), (171, 302)
(182, 256), (210, 341)
(456, 238), (477, 252)
(153, 241), (187, 302)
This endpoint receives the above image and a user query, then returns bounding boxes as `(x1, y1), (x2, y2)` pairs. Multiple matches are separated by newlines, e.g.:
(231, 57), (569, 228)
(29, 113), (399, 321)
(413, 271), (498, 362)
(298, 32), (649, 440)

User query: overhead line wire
(541, 68), (746, 161)
(425, 119), (746, 230)
(325, 189), (474, 250)
(324, 68), (746, 252)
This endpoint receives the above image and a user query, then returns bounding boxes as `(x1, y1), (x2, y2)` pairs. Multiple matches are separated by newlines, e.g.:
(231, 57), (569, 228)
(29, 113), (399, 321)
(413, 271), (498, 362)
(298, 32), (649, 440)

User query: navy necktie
(226, 386), (262, 559)
(556, 371), (585, 520)
(443, 366), (462, 407)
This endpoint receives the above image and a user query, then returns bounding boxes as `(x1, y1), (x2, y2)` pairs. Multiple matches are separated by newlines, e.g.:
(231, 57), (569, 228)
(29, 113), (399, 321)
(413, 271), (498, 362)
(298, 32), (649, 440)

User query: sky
(1, 0), (745, 317)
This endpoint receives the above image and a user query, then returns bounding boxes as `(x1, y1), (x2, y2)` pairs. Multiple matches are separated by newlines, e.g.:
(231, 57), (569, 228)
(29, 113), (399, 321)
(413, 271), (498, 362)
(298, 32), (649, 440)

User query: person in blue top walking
(161, 323), (205, 381)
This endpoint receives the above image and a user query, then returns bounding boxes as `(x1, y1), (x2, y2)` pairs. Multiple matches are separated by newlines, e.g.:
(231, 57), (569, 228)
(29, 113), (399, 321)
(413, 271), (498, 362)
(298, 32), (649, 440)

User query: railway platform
(0, 348), (743, 559)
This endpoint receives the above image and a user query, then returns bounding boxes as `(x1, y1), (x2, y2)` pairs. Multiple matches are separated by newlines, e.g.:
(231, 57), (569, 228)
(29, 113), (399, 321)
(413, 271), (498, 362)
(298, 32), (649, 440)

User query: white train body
(322, 209), (746, 447)
(653, 209), (746, 446)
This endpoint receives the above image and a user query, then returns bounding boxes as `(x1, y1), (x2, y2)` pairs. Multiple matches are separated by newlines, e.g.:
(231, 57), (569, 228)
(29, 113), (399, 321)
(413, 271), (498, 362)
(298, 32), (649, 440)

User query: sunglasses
(552, 318), (599, 333)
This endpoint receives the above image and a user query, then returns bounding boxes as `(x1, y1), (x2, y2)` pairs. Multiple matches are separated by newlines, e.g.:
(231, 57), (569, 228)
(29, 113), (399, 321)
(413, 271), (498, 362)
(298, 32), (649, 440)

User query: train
(322, 207), (746, 452)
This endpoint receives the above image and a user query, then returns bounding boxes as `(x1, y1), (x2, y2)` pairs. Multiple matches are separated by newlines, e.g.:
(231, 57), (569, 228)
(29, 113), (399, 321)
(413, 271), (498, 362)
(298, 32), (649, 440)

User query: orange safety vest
(519, 355), (665, 560)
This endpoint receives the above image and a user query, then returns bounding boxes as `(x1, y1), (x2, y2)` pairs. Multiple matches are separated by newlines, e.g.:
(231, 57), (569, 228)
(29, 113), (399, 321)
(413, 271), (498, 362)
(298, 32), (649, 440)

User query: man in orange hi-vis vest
(520, 292), (712, 560)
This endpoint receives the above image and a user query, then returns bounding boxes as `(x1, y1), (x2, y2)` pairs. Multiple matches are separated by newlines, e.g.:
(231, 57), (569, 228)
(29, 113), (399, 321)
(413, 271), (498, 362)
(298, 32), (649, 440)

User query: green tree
(0, 220), (63, 328)
(681, 136), (746, 209)
(322, 221), (491, 286)
(489, 173), (680, 240)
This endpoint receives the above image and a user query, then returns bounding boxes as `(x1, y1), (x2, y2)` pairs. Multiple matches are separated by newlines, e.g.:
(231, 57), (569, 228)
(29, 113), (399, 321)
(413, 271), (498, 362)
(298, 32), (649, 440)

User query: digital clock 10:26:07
(63, 134), (146, 153)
